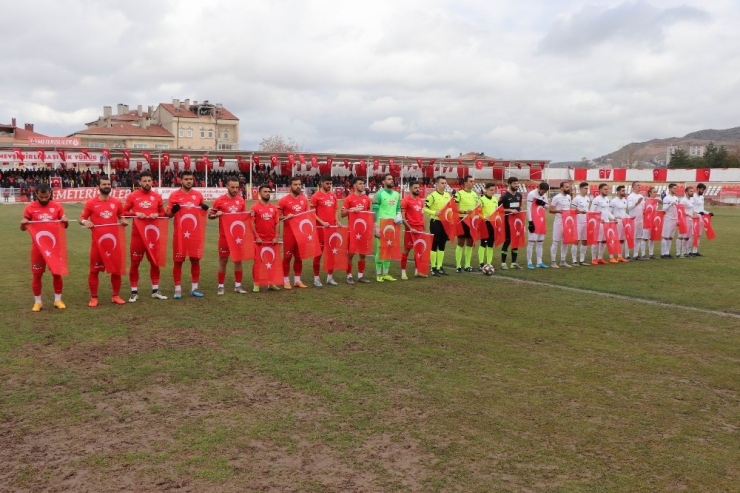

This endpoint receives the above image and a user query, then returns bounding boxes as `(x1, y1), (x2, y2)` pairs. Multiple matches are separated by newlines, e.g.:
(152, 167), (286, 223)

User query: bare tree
(258, 135), (305, 153)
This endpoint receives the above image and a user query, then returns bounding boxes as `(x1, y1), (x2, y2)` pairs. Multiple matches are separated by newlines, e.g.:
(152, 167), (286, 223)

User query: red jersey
(23, 200), (65, 222)
(168, 188), (205, 235)
(277, 193), (309, 217)
(212, 193), (246, 236)
(250, 201), (279, 241)
(310, 190), (338, 226)
(343, 193), (371, 212)
(81, 196), (124, 226)
(123, 189), (165, 216)
(401, 195), (425, 229)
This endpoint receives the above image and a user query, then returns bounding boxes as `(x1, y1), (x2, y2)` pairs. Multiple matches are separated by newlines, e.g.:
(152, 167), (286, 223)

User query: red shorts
(89, 243), (106, 273)
(283, 233), (298, 259)
(30, 245), (47, 274)
(130, 230), (154, 262)
(404, 227), (424, 251)
(218, 234), (230, 258)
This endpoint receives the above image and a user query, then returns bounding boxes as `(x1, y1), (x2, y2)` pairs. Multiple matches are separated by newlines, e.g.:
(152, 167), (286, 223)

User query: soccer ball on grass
(481, 264), (495, 276)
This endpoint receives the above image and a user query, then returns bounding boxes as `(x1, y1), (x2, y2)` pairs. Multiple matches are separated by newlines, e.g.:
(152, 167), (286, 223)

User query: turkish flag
(122, 149), (131, 164)
(162, 153), (170, 166)
(174, 208), (207, 259)
(379, 218), (402, 261)
(531, 202), (547, 234)
(643, 198), (658, 225)
(507, 211), (527, 249)
(92, 224), (127, 275)
(622, 217), (635, 249)
(142, 151), (151, 163)
(349, 211), (374, 255)
(692, 218), (701, 248)
(489, 206), (506, 247)
(411, 232), (433, 275)
(651, 210), (665, 242)
(221, 212), (255, 262)
(101, 149), (111, 161)
(562, 210), (579, 245)
(462, 205), (484, 242)
(604, 222), (620, 256)
(254, 244), (284, 286)
(37, 150), (46, 163)
(13, 148), (24, 163)
(701, 214), (716, 240)
(133, 217), (169, 267)
(439, 199), (463, 240)
(183, 155), (191, 170)
(287, 210), (320, 259)
(696, 168), (711, 181)
(58, 149), (67, 162)
(676, 204), (688, 234)
(323, 226), (348, 272)
(653, 169), (667, 182)
(586, 212), (601, 246)
(27, 221), (69, 276)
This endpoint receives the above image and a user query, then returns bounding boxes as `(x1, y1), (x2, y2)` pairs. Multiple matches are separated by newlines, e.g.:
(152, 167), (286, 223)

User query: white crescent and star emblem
(35, 231), (57, 257)
(179, 213), (197, 239)
(229, 220), (246, 244)
(412, 238), (427, 257)
(328, 231), (343, 254)
(98, 232), (118, 257)
(144, 224), (160, 249)
(382, 224), (396, 245)
(470, 215), (479, 230)
(353, 218), (367, 240)
(299, 219), (314, 241)
(513, 218), (524, 236)
(260, 246), (276, 269)
(565, 215), (575, 233)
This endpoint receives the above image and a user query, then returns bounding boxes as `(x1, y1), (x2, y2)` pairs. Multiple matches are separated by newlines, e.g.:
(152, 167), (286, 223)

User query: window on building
(200, 128), (205, 138)
(112, 143), (125, 148)
(187, 128), (193, 138)
(218, 143), (235, 150)
(154, 144), (169, 150)
(208, 129), (213, 138)
(89, 142), (105, 148)
(133, 143), (149, 149)
(224, 130), (229, 139)
(179, 128), (184, 138)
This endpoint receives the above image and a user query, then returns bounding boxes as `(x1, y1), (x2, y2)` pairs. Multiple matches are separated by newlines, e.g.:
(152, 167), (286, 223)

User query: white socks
(536, 242), (543, 264)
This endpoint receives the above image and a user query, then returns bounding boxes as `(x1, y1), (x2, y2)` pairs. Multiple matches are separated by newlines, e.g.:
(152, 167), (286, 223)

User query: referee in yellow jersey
(454, 175), (481, 273)
(423, 175), (451, 276)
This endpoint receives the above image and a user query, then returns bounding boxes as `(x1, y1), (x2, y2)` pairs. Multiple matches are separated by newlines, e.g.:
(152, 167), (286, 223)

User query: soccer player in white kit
(627, 181), (645, 260)
(549, 181), (572, 268)
(609, 185), (629, 263)
(526, 182), (550, 269)
(677, 186), (697, 259)
(571, 182), (591, 266)
(643, 187), (658, 259)
(661, 183), (679, 259)
(589, 183), (614, 265)
(691, 183), (711, 257)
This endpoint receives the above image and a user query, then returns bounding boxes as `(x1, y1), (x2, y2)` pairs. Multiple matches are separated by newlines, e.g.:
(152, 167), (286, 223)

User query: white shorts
(598, 223), (606, 242)
(662, 218), (677, 239)
(552, 218), (563, 242)
(528, 231), (545, 242)
(679, 218), (695, 239)
(616, 221), (625, 241)
(634, 219), (643, 238)
(642, 229), (651, 241)
(577, 220), (587, 241)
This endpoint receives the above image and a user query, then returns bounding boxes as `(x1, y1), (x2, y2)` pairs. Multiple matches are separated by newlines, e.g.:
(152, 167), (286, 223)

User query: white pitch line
(495, 275), (740, 320)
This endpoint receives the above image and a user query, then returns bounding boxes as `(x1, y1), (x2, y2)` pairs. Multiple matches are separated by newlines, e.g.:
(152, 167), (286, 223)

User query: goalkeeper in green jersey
(372, 173), (402, 282)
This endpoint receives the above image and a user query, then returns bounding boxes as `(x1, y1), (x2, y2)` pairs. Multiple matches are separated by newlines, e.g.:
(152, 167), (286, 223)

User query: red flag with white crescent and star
(531, 202), (547, 234)
(604, 222), (620, 255)
(411, 232), (433, 276)
(254, 244), (284, 286)
(379, 218), (402, 261)
(651, 210), (665, 242)
(133, 217), (169, 267)
(221, 212), (255, 262)
(562, 209), (579, 245)
(348, 211), (374, 255)
(622, 217), (635, 249)
(323, 225), (349, 272)
(507, 211), (527, 249)
(676, 204), (688, 235)
(27, 221), (69, 276)
(92, 223), (127, 275)
(692, 217), (700, 248)
(286, 210), (321, 259)
(439, 199), (463, 240)
(462, 204), (484, 242)
(586, 212), (601, 246)
(174, 208), (207, 259)
(701, 214), (716, 240)
(489, 206), (506, 247)
(643, 198), (658, 225)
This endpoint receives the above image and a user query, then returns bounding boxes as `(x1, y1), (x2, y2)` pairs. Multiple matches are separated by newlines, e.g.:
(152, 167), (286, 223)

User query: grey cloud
(538, 1), (711, 57)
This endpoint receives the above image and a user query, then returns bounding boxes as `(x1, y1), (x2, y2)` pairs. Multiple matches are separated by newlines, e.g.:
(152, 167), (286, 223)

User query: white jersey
(679, 196), (695, 217)
(609, 197), (629, 219)
(590, 195), (614, 222)
(692, 194), (706, 214)
(662, 194), (679, 220)
(572, 194), (591, 224)
(526, 189), (548, 222)
(627, 192), (644, 219)
(550, 193), (571, 223)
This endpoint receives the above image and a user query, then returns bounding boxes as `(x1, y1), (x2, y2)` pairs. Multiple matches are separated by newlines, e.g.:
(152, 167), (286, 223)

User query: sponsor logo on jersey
(138, 200), (153, 209)
(100, 210), (114, 219)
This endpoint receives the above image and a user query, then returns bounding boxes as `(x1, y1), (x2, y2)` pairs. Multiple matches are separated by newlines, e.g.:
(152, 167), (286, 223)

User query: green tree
(668, 148), (690, 168)
(703, 142), (729, 168)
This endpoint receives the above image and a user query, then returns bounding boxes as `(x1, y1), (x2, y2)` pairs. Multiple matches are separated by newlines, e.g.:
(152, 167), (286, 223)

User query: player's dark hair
(320, 174), (332, 182)
(631, 181), (640, 187)
(559, 181), (568, 189)
(352, 177), (365, 186)
(226, 175), (239, 184)
(507, 176), (519, 185)
(289, 176), (301, 185)
(36, 183), (52, 194)
(258, 185), (271, 192)
(435, 175), (447, 182)
(382, 173), (393, 181)
(598, 183), (608, 190)
(538, 182), (550, 192)
(485, 183), (496, 189)
(179, 170), (194, 178)
(647, 187), (656, 196)
(464, 175), (473, 182)
(99, 174), (111, 182)
(579, 182), (589, 188)
(696, 183), (706, 190)
(138, 170), (153, 179)
(668, 183), (677, 189)
(616, 185), (625, 192)
(408, 180), (419, 188)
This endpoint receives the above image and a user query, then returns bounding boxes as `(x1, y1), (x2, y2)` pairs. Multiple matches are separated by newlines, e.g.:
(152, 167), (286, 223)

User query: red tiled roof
(85, 112), (152, 126)
(72, 123), (174, 138)
(14, 128), (49, 140)
(159, 103), (238, 120)
(458, 152), (500, 161)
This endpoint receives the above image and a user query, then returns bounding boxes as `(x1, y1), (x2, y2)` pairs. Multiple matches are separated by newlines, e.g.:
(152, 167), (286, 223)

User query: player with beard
(277, 177), (309, 289)
(589, 183), (615, 265)
(124, 171), (167, 302)
(661, 183), (679, 259)
(21, 183), (69, 311)
(526, 182), (550, 269)
(691, 183), (711, 257)
(478, 183), (498, 269)
(79, 176), (129, 307)
(310, 175), (339, 287)
(166, 170), (210, 298)
(499, 177), (523, 270)
(372, 173), (402, 282)
(609, 185), (629, 263)
(209, 176), (247, 295)
(677, 186), (698, 259)
(250, 185), (281, 292)
(423, 175), (452, 276)
(627, 182), (645, 260)
(400, 180), (426, 280)
(342, 177), (372, 284)
(642, 187), (658, 259)
(548, 181), (572, 268)
(570, 182), (591, 266)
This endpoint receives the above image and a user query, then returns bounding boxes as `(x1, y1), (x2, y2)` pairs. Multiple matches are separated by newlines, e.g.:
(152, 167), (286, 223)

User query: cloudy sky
(2, 0), (739, 161)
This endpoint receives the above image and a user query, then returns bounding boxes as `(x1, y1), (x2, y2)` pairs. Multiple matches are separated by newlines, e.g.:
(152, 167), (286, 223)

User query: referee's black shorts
(458, 221), (472, 240)
(480, 222), (495, 248)
(430, 219), (448, 250)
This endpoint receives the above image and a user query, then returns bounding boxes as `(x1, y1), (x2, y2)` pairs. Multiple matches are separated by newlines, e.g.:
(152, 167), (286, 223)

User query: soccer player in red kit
(123, 170), (167, 302)
(277, 177), (309, 290)
(342, 177), (372, 284)
(400, 180), (426, 280)
(166, 170), (210, 298)
(310, 174), (339, 287)
(250, 185), (281, 292)
(79, 176), (129, 307)
(20, 183), (69, 311)
(209, 176), (247, 295)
